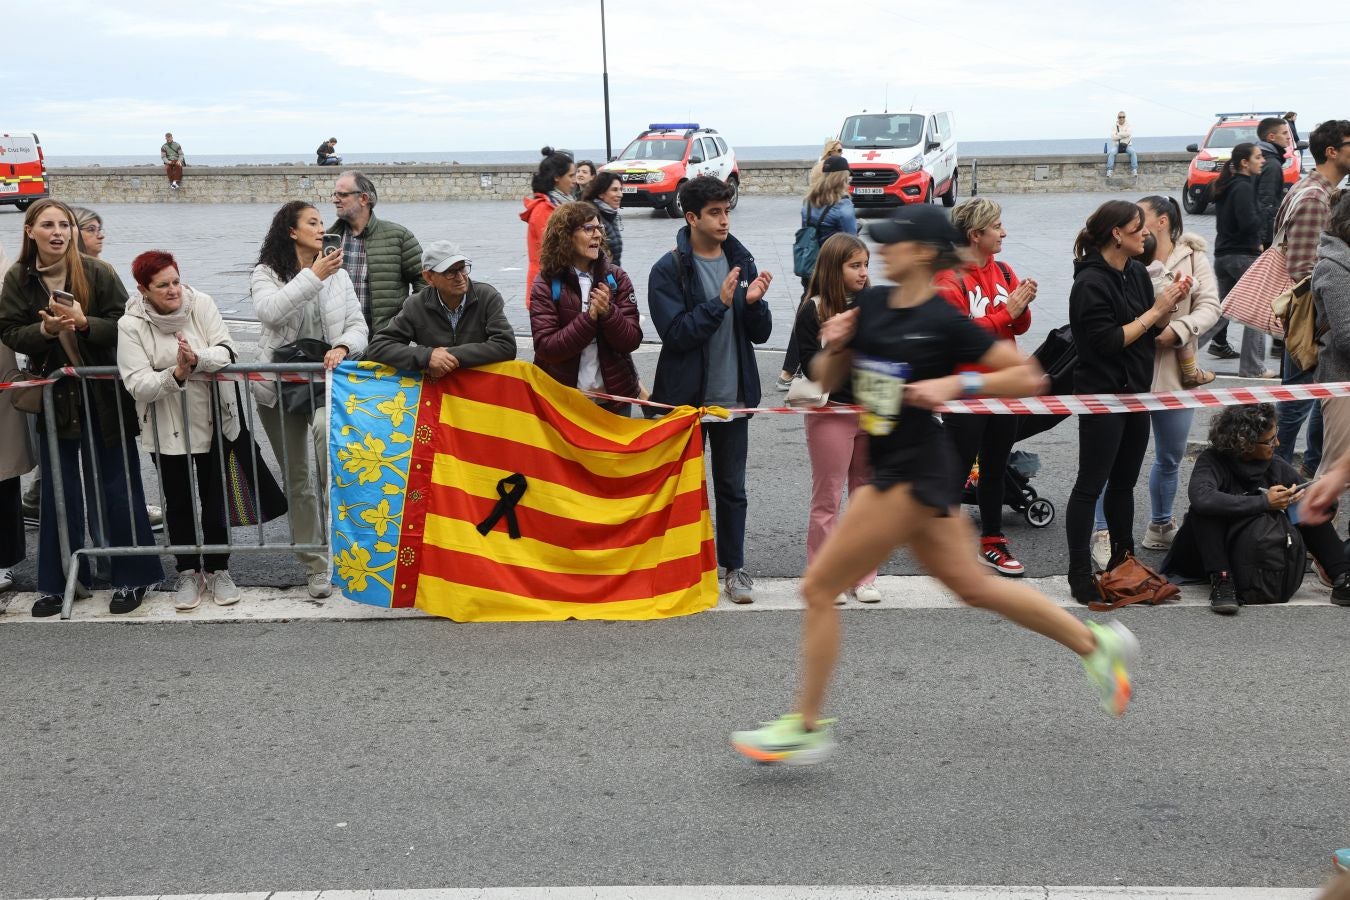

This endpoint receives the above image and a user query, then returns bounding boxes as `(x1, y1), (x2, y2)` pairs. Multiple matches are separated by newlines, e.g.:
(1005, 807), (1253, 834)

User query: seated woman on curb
(528, 201), (642, 416)
(1161, 403), (1350, 613)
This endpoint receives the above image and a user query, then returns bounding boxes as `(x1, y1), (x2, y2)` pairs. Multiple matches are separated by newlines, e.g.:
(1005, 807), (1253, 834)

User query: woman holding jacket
(117, 250), (242, 611)
(529, 202), (641, 416)
(0, 199), (163, 616)
(1065, 200), (1190, 604)
(251, 200), (367, 598)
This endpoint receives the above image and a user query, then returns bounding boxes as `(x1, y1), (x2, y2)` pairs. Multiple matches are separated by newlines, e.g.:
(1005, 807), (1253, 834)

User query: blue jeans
(1106, 146), (1138, 173)
(702, 416), (749, 571)
(1276, 353), (1323, 474)
(36, 412), (163, 596)
(1092, 408), (1194, 530)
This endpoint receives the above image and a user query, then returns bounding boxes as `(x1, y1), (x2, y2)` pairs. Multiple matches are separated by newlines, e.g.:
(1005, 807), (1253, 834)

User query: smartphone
(50, 290), (76, 307)
(321, 234), (343, 256)
(1293, 480), (1315, 492)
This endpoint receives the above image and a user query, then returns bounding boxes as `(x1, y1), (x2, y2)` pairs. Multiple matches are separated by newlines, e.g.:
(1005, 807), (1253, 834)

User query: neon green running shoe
(731, 713), (836, 765)
(1082, 619), (1140, 716)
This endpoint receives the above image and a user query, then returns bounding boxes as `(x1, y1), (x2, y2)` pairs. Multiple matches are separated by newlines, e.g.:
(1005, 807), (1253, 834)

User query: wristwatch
(959, 371), (985, 396)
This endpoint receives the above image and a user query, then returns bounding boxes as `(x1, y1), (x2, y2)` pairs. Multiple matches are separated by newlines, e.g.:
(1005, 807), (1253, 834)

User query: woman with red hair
(118, 250), (242, 611)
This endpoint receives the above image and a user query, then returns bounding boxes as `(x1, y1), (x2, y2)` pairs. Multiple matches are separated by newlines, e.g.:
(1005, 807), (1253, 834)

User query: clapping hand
(588, 282), (612, 320)
(173, 334), (198, 381)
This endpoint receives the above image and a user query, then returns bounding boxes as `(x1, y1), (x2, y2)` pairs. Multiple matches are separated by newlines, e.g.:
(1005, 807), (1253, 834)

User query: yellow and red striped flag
(330, 360), (718, 621)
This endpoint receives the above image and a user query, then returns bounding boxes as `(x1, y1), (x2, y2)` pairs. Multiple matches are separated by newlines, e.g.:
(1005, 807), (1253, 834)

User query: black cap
(866, 204), (962, 247)
(821, 155), (850, 174)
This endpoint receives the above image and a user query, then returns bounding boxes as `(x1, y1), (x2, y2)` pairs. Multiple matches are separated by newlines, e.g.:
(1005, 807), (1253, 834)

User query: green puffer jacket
(327, 213), (426, 333)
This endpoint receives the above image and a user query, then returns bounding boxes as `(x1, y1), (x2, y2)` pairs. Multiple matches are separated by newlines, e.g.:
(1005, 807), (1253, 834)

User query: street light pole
(601, 0), (613, 160)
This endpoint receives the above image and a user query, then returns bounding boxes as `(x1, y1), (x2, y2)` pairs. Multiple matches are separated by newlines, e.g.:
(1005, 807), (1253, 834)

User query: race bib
(852, 354), (911, 436)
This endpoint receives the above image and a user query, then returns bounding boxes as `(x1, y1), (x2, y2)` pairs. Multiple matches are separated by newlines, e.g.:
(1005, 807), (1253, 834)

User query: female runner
(731, 205), (1139, 764)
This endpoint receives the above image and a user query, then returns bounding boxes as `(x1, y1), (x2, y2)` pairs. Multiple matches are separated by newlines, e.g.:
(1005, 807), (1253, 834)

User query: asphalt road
(2, 607), (1346, 897)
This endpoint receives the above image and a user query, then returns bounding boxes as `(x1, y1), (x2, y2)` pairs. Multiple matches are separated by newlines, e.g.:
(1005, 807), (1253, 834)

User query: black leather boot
(1068, 551), (1098, 606)
(1209, 571), (1239, 615)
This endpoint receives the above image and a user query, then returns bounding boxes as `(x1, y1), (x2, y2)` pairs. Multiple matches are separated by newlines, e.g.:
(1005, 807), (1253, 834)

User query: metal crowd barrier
(30, 364), (330, 619)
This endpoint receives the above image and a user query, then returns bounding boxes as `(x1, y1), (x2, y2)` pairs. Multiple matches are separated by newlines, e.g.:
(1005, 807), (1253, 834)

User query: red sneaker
(980, 537), (1025, 577)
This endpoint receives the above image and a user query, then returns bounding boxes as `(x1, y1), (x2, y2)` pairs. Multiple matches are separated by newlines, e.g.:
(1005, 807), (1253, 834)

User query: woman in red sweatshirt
(519, 146), (576, 307)
(935, 198), (1038, 576)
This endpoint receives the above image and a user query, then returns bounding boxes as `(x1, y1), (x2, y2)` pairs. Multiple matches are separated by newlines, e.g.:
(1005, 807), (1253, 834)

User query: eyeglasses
(442, 263), (471, 279)
(576, 223), (602, 234)
(80, 226), (104, 236)
(331, 190), (362, 199)
(1256, 434), (1279, 447)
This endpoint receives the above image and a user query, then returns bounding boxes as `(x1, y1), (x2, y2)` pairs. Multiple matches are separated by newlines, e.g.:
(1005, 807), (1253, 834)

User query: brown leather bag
(1089, 552), (1180, 611)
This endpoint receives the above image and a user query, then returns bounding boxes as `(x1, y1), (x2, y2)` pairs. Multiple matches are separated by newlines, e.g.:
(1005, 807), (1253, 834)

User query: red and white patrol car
(600, 124), (739, 218)
(0, 133), (51, 212)
(839, 111), (958, 209)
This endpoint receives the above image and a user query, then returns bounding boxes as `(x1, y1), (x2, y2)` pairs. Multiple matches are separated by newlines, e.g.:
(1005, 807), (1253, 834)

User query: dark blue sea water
(45, 136), (1198, 168)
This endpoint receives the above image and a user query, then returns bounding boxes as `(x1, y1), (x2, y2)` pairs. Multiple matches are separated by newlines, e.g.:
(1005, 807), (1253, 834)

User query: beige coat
(117, 286), (240, 455)
(0, 240), (35, 482)
(1150, 233), (1222, 392)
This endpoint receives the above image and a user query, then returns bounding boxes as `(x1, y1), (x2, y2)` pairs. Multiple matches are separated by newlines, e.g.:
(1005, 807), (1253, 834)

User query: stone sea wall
(45, 154), (1196, 205)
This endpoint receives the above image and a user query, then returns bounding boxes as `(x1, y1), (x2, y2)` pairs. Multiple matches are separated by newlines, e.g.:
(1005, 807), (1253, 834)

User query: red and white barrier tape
(0, 369), (321, 392)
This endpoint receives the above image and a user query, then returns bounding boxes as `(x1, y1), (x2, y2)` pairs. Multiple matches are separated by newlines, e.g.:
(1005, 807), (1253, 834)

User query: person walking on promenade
(316, 138), (340, 166)
(582, 171), (625, 266)
(366, 241), (515, 377)
(0, 199), (164, 617)
(529, 203), (641, 415)
(1065, 200), (1191, 604)
(1106, 111), (1137, 178)
(251, 201), (368, 600)
(1278, 120), (1350, 474)
(730, 204), (1140, 765)
(573, 160), (596, 199)
(1160, 403), (1350, 613)
(117, 250), (242, 611)
(648, 175), (773, 605)
(0, 238), (34, 601)
(1312, 195), (1350, 476)
(777, 155), (858, 390)
(327, 171), (424, 334)
(160, 133), (185, 190)
(521, 147), (576, 307)
(808, 139), (844, 185)
(1202, 143), (1263, 364)
(791, 233), (881, 604)
(1238, 116), (1298, 372)
(936, 197), (1036, 576)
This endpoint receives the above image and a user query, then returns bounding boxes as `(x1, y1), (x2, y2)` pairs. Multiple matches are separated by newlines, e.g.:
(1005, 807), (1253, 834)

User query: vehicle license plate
(0, 183), (18, 193)
(852, 187), (884, 195)
(622, 187), (638, 194)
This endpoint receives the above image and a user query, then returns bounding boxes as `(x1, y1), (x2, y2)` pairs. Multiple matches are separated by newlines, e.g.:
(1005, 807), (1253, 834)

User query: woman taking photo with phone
(529, 202), (641, 415)
(251, 200), (367, 599)
(520, 147), (576, 306)
(118, 250), (242, 611)
(0, 199), (163, 616)
(732, 205), (1139, 765)
(790, 232), (881, 604)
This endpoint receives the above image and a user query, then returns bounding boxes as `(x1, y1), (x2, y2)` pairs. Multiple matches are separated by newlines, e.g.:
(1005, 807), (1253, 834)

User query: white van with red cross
(0, 132), (51, 212)
(838, 111), (958, 209)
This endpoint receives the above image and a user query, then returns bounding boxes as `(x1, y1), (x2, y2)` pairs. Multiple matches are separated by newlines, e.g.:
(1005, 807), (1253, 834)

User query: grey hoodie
(1313, 232), (1350, 383)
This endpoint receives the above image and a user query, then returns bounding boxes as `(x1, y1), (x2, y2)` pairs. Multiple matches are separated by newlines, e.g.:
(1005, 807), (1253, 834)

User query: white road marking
(0, 576), (1339, 624)
(15, 886), (1322, 900)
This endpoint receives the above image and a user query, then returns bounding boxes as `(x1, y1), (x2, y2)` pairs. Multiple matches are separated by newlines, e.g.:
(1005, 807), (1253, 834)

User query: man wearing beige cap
(364, 241), (516, 376)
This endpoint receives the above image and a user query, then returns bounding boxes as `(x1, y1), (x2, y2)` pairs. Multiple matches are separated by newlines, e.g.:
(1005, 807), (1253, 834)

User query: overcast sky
(8, 0), (1347, 156)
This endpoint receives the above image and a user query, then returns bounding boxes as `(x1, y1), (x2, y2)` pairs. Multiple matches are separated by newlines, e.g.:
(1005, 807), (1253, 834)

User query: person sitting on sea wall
(365, 241), (516, 378)
(161, 132), (185, 189)
(316, 137), (340, 166)
(1105, 112), (1136, 178)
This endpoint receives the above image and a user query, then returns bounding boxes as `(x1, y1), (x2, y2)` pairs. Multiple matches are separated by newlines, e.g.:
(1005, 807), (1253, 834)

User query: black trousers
(947, 413), (1019, 537)
(154, 452), (230, 573)
(1066, 412), (1152, 555)
(0, 476), (24, 569)
(1187, 510), (1350, 581)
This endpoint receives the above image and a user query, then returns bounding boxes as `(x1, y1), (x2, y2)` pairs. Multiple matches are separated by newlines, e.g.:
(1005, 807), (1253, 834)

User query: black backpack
(1228, 511), (1305, 604)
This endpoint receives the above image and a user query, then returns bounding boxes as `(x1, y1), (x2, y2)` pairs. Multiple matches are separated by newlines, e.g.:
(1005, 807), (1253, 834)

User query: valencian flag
(328, 360), (718, 622)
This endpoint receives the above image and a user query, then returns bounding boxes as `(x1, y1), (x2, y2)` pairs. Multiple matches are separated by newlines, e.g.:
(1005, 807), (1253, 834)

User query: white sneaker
(173, 571), (203, 611)
(1090, 529), (1112, 572)
(853, 583), (882, 603)
(722, 568), (754, 604)
(307, 573), (333, 599)
(834, 592), (848, 606)
(208, 571), (241, 606)
(0, 568), (13, 593)
(145, 504), (164, 529)
(1141, 519), (1177, 551)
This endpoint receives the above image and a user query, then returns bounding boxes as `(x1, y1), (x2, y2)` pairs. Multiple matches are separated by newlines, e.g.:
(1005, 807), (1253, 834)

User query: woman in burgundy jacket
(529, 201), (642, 416)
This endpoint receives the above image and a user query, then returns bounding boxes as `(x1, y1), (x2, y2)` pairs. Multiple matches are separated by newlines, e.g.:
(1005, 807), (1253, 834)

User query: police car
(600, 124), (739, 218)
(839, 111), (958, 209)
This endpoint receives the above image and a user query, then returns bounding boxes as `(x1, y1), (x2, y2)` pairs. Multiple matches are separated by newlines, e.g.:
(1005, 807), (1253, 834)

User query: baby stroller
(961, 450), (1056, 528)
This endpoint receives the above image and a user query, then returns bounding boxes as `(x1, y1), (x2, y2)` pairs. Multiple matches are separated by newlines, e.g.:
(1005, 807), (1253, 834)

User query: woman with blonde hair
(777, 155), (858, 389)
(0, 199), (163, 616)
(809, 139), (844, 184)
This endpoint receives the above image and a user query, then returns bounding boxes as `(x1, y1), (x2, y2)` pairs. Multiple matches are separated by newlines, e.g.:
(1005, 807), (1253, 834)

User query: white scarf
(131, 288), (194, 334)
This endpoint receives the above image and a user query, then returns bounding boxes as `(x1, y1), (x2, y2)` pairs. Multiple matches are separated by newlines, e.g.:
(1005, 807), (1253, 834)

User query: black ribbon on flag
(476, 473), (529, 539)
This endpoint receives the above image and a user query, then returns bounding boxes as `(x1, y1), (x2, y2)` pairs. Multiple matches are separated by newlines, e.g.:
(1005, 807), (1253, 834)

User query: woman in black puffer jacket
(582, 171), (624, 266)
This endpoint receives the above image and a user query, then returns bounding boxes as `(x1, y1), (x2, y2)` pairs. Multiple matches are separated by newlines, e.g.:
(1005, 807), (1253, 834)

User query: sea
(44, 136), (1197, 168)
